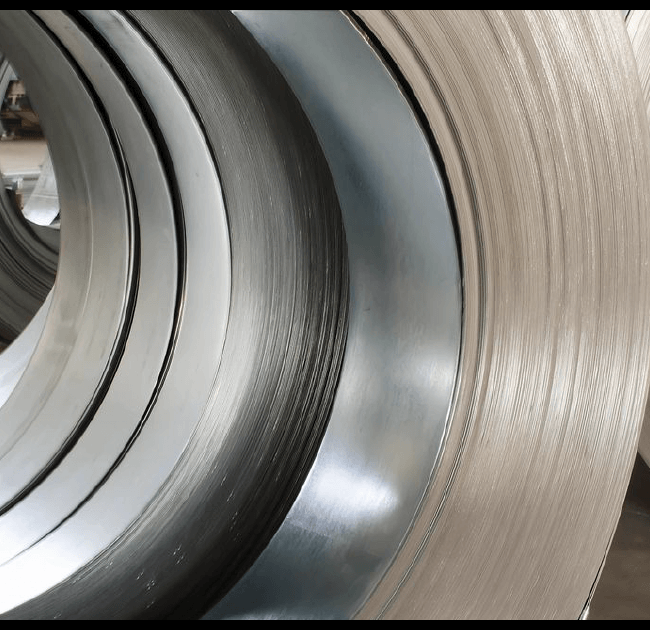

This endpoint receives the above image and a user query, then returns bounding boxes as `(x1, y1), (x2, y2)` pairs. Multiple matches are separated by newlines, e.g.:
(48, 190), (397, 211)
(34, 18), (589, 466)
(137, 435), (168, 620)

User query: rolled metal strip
(0, 10), (136, 513)
(0, 179), (57, 344)
(0, 55), (58, 344)
(626, 9), (650, 470)
(0, 9), (348, 619)
(0, 9), (648, 620)
(210, 9), (462, 620)
(351, 10), (650, 620)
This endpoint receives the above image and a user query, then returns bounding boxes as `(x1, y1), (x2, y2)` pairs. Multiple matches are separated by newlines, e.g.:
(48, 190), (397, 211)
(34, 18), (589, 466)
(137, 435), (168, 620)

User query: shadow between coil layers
(0, 9), (648, 621)
(0, 9), (348, 619)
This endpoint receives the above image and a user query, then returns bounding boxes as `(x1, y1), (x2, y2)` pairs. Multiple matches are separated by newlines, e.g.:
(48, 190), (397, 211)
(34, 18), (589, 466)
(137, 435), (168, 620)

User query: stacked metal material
(0, 10), (648, 620)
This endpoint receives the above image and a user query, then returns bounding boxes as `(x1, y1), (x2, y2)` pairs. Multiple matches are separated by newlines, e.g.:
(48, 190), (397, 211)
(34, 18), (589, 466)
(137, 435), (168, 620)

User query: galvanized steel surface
(0, 9), (648, 621)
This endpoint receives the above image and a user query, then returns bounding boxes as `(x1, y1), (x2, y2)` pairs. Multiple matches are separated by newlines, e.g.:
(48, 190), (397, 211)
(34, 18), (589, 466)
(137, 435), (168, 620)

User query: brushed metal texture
(353, 10), (650, 620)
(0, 10), (648, 621)
(0, 10), (348, 619)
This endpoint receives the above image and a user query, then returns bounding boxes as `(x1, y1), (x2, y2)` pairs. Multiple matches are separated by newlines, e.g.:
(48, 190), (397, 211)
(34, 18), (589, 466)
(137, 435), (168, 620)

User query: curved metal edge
(208, 10), (461, 620)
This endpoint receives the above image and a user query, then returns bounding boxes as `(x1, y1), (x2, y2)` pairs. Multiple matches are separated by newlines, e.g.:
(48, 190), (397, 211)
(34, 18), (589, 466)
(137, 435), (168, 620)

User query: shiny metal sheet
(626, 9), (650, 470)
(0, 9), (648, 621)
(210, 10), (461, 619)
(0, 10), (348, 619)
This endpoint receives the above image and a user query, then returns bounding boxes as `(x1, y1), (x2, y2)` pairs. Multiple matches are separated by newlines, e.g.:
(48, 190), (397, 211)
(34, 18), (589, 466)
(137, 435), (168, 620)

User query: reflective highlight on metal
(21, 152), (60, 229)
(0, 9), (649, 621)
(0, 10), (348, 618)
(210, 10), (461, 619)
(351, 10), (650, 620)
